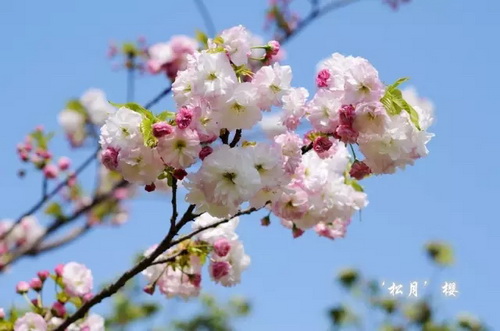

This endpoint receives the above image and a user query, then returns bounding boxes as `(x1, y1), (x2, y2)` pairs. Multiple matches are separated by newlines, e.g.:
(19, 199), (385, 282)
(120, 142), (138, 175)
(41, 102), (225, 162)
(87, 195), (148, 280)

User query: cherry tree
(0, 1), (435, 330)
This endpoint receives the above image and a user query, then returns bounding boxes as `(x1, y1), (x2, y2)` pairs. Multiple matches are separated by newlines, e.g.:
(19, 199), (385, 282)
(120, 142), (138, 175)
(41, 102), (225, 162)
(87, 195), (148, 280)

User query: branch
(229, 129), (242, 148)
(3, 179), (128, 268)
(144, 86), (172, 109)
(279, 0), (363, 43)
(33, 224), (91, 254)
(55, 205), (258, 330)
(193, 0), (216, 37)
(1, 147), (100, 242)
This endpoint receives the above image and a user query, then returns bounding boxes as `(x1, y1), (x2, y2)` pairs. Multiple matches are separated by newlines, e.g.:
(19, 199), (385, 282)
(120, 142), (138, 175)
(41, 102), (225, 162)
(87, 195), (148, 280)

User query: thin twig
(0, 147), (100, 242)
(55, 203), (199, 330)
(3, 180), (128, 267)
(229, 129), (242, 148)
(170, 178), (178, 229)
(193, 0), (216, 37)
(144, 86), (173, 109)
(279, 0), (363, 43)
(33, 224), (91, 254)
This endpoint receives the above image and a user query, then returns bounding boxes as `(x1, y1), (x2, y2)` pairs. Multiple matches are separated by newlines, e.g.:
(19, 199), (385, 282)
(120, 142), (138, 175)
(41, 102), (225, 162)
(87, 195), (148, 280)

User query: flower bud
(335, 125), (358, 144)
(51, 301), (66, 318)
(175, 107), (193, 130)
(57, 157), (71, 171)
(43, 164), (59, 179)
(261, 215), (271, 226)
(144, 183), (156, 192)
(152, 122), (173, 138)
(292, 227), (304, 239)
(339, 104), (356, 126)
(143, 284), (155, 295)
(37, 270), (50, 281)
(101, 147), (119, 170)
(313, 136), (333, 154)
(267, 40), (280, 56)
(16, 281), (30, 294)
(54, 264), (64, 277)
(316, 69), (331, 88)
(29, 278), (43, 291)
(0, 308), (4, 319)
(213, 238), (231, 257)
(173, 169), (188, 181)
(189, 274), (202, 287)
(349, 161), (372, 180)
(199, 146), (213, 161)
(210, 261), (230, 280)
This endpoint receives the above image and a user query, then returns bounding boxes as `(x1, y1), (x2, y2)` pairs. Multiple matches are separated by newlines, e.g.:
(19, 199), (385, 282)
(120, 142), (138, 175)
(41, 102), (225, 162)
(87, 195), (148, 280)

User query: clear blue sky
(1, 0), (499, 329)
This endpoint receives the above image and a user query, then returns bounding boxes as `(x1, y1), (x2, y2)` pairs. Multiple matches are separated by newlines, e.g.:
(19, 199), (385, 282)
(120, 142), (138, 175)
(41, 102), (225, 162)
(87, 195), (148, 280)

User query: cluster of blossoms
(0, 216), (43, 268)
(95, 24), (433, 298)
(16, 127), (72, 180)
(0, 262), (103, 330)
(142, 214), (249, 299)
(311, 53), (434, 176)
(146, 35), (198, 80)
(59, 89), (115, 147)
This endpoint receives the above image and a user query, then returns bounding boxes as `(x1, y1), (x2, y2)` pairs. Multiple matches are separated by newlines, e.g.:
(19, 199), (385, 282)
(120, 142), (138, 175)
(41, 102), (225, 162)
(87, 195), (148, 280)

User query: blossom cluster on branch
(1, 0), (431, 327)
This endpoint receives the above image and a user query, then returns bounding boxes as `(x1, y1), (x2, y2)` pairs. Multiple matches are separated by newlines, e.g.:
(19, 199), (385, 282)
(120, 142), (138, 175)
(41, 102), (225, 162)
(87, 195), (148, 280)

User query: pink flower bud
(313, 136), (333, 154)
(0, 308), (4, 319)
(54, 264), (64, 277)
(144, 183), (156, 192)
(20, 152), (29, 162)
(57, 157), (71, 171)
(213, 238), (231, 257)
(37, 270), (50, 281)
(43, 164), (59, 179)
(189, 274), (202, 287)
(335, 125), (358, 144)
(29, 278), (43, 291)
(16, 281), (30, 294)
(52, 301), (66, 317)
(143, 284), (155, 295)
(101, 147), (119, 170)
(339, 104), (356, 126)
(292, 227), (304, 239)
(199, 146), (213, 161)
(31, 299), (40, 307)
(316, 69), (331, 88)
(349, 160), (372, 180)
(152, 122), (173, 138)
(173, 169), (188, 181)
(261, 215), (271, 226)
(175, 107), (193, 130)
(210, 261), (230, 280)
(267, 40), (280, 56)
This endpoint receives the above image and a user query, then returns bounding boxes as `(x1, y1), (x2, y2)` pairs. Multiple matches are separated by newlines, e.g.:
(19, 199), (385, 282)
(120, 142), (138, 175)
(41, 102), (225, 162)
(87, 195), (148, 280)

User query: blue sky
(1, 0), (499, 329)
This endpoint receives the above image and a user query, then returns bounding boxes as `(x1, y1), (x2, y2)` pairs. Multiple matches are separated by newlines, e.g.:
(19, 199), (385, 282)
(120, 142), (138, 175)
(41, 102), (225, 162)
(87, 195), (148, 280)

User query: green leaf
(156, 111), (175, 121)
(140, 116), (157, 148)
(109, 102), (154, 118)
(212, 35), (224, 45)
(45, 202), (64, 219)
(425, 241), (454, 266)
(65, 99), (86, 116)
(380, 78), (421, 130)
(29, 130), (55, 151)
(195, 30), (208, 49)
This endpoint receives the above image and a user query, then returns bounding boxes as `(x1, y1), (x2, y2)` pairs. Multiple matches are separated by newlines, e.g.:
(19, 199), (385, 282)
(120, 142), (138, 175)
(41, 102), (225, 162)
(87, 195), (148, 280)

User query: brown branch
(279, 0), (364, 44)
(55, 205), (258, 330)
(3, 179), (128, 268)
(1, 147), (100, 242)
(33, 224), (91, 254)
(229, 129), (242, 148)
(144, 86), (172, 109)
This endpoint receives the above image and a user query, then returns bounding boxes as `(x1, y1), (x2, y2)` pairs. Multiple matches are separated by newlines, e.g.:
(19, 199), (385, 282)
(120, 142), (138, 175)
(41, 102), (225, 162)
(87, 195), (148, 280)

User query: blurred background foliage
(103, 241), (488, 331)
